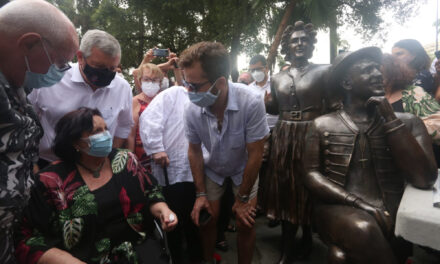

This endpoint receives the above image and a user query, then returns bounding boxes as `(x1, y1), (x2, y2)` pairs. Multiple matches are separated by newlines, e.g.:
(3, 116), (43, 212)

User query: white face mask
(142, 81), (160, 97)
(161, 77), (169, 89)
(251, 70), (265, 83)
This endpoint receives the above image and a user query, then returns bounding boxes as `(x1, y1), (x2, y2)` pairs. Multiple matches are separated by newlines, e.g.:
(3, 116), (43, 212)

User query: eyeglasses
(142, 77), (162, 83)
(41, 38), (71, 72)
(182, 80), (211, 92)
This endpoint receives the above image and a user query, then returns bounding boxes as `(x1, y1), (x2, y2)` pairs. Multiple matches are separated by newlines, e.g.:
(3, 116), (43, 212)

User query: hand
(142, 48), (155, 64)
(232, 200), (256, 228)
(264, 91), (271, 104)
(366, 96), (397, 122)
(159, 207), (178, 232)
(191, 196), (212, 226)
(355, 199), (393, 237)
(153, 152), (170, 168)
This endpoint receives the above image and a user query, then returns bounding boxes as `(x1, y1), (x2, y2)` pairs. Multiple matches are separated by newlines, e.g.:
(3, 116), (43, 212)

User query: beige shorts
(205, 176), (259, 201)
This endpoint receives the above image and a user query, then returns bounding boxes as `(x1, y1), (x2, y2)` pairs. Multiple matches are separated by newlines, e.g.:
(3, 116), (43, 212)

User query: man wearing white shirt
(28, 29), (133, 167)
(247, 55), (278, 128)
(139, 85), (202, 263)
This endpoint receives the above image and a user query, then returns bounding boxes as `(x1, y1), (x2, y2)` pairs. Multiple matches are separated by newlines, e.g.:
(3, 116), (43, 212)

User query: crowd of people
(1, 1), (440, 264)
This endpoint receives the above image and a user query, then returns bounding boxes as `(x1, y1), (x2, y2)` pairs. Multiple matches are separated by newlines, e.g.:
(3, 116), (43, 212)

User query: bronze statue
(262, 21), (330, 263)
(303, 47), (437, 264)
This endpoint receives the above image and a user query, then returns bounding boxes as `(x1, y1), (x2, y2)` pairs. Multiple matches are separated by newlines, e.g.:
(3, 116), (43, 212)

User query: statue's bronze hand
(366, 96), (397, 122)
(355, 199), (393, 237)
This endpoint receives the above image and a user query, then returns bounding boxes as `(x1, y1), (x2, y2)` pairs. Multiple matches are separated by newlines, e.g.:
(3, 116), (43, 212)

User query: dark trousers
(162, 182), (202, 264)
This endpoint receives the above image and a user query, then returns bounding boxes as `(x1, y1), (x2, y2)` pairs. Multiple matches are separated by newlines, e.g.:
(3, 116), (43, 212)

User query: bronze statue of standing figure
(304, 47), (437, 264)
(261, 21), (330, 263)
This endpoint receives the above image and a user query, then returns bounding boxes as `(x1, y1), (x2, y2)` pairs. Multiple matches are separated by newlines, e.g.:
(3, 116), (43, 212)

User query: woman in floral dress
(15, 107), (177, 264)
(383, 54), (440, 166)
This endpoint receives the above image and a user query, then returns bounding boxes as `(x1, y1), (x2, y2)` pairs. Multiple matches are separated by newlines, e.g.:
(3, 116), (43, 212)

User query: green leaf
(111, 150), (128, 174)
(25, 229), (46, 247)
(71, 185), (98, 217)
(95, 238), (111, 253)
(63, 217), (83, 249)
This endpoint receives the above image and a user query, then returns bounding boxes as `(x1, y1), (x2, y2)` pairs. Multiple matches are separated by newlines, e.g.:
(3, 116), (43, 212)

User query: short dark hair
(53, 107), (102, 164)
(249, 54), (267, 66)
(179, 41), (230, 82)
(281, 21), (317, 61)
(393, 39), (430, 71)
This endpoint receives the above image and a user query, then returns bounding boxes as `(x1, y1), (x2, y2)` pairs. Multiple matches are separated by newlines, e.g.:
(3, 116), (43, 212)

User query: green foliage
(47, 0), (423, 72)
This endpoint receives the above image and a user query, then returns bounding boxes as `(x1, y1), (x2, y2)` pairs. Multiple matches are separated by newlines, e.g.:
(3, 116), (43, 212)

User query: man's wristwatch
(237, 193), (250, 203)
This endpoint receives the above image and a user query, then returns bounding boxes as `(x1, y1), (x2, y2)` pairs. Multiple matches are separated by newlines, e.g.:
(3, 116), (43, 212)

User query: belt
(279, 110), (321, 121)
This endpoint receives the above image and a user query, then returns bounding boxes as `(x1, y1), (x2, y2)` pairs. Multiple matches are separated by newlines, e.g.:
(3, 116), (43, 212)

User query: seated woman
(15, 107), (177, 264)
(383, 54), (440, 166)
(382, 54), (440, 144)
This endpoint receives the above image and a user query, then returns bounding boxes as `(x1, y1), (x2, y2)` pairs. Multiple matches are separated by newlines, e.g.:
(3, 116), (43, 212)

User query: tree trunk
(266, 0), (297, 71)
(230, 33), (240, 82)
(329, 14), (338, 63)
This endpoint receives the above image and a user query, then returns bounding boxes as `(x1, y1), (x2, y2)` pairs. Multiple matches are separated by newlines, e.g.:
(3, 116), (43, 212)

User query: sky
(238, 0), (439, 70)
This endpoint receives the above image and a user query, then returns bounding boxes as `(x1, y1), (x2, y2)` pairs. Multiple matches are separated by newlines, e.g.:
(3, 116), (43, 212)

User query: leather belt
(279, 110), (320, 121)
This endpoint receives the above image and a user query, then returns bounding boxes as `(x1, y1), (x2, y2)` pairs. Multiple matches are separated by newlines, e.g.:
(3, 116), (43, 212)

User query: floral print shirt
(0, 72), (43, 263)
(15, 149), (165, 264)
(400, 85), (440, 144)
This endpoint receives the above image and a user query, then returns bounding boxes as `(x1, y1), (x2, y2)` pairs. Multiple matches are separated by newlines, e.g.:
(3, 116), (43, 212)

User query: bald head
(238, 72), (253, 85)
(0, 0), (78, 87)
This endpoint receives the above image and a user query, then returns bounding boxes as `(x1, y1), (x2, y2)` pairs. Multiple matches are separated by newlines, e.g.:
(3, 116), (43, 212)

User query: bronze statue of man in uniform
(304, 47), (437, 264)
(262, 21), (330, 263)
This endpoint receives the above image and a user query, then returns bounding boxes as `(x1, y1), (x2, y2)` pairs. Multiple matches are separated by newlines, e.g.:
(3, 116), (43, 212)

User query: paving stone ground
(215, 217), (440, 264)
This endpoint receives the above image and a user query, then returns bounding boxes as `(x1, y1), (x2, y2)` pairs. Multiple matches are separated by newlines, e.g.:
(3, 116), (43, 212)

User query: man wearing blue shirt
(180, 41), (269, 264)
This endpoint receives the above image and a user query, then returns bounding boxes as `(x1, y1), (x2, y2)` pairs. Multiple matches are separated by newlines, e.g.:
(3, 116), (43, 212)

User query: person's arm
(139, 91), (172, 167)
(38, 248), (85, 264)
(368, 96), (437, 189)
(139, 49), (154, 67)
(265, 77), (279, 115)
(113, 81), (134, 149)
(127, 98), (140, 152)
(188, 142), (211, 226)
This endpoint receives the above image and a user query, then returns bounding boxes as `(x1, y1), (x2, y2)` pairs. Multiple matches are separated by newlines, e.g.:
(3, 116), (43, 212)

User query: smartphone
(153, 48), (169, 57)
(199, 209), (212, 226)
(435, 50), (440, 59)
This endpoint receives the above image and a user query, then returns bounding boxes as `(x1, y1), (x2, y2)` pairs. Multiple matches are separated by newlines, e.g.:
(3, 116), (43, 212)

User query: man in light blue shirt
(181, 41), (269, 264)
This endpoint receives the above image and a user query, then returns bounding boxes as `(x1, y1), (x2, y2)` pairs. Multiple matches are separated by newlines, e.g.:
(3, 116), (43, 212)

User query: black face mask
(82, 63), (116, 87)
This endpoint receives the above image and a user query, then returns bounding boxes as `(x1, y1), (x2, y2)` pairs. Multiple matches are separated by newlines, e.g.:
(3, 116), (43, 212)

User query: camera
(153, 48), (169, 57)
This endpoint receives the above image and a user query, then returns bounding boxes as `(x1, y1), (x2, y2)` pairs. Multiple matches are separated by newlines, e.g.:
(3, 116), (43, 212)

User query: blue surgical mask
(81, 130), (113, 157)
(188, 79), (220, 107)
(24, 41), (69, 89)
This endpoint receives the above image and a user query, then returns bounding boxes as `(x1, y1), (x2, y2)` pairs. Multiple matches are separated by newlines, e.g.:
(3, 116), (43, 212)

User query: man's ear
(17, 33), (42, 55)
(76, 50), (84, 66)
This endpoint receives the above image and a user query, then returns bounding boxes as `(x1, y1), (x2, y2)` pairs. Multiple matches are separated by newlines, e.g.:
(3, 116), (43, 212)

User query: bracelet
(344, 193), (359, 207)
(196, 192), (208, 198)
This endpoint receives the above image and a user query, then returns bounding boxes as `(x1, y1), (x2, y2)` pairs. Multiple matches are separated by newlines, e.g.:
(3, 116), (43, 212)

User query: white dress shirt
(28, 63), (134, 162)
(247, 76), (278, 128)
(139, 86), (193, 186)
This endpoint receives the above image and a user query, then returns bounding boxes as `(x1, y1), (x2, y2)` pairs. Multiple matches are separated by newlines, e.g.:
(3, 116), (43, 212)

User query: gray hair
(0, 0), (76, 48)
(80, 29), (121, 58)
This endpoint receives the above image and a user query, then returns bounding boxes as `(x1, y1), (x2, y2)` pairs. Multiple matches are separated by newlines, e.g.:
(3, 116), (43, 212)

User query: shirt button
(324, 132), (329, 137)
(324, 140), (329, 145)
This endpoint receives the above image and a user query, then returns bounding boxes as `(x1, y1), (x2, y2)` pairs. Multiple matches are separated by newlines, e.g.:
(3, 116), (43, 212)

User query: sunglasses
(182, 80), (211, 92)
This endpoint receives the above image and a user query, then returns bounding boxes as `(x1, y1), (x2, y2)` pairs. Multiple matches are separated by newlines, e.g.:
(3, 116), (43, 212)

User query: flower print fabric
(15, 149), (165, 264)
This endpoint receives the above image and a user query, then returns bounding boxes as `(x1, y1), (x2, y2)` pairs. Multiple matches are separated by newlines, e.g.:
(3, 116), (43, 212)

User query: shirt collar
(202, 81), (239, 115)
(70, 63), (116, 89)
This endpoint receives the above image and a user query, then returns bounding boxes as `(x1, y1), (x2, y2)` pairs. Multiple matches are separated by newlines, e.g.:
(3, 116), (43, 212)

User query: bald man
(0, 0), (78, 262)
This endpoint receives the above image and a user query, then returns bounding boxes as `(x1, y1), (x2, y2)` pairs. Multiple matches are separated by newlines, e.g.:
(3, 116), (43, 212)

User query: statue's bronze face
(345, 59), (384, 100)
(288, 30), (310, 60)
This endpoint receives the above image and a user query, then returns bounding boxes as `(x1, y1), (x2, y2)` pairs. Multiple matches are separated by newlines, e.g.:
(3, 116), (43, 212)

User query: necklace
(77, 160), (105, 178)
